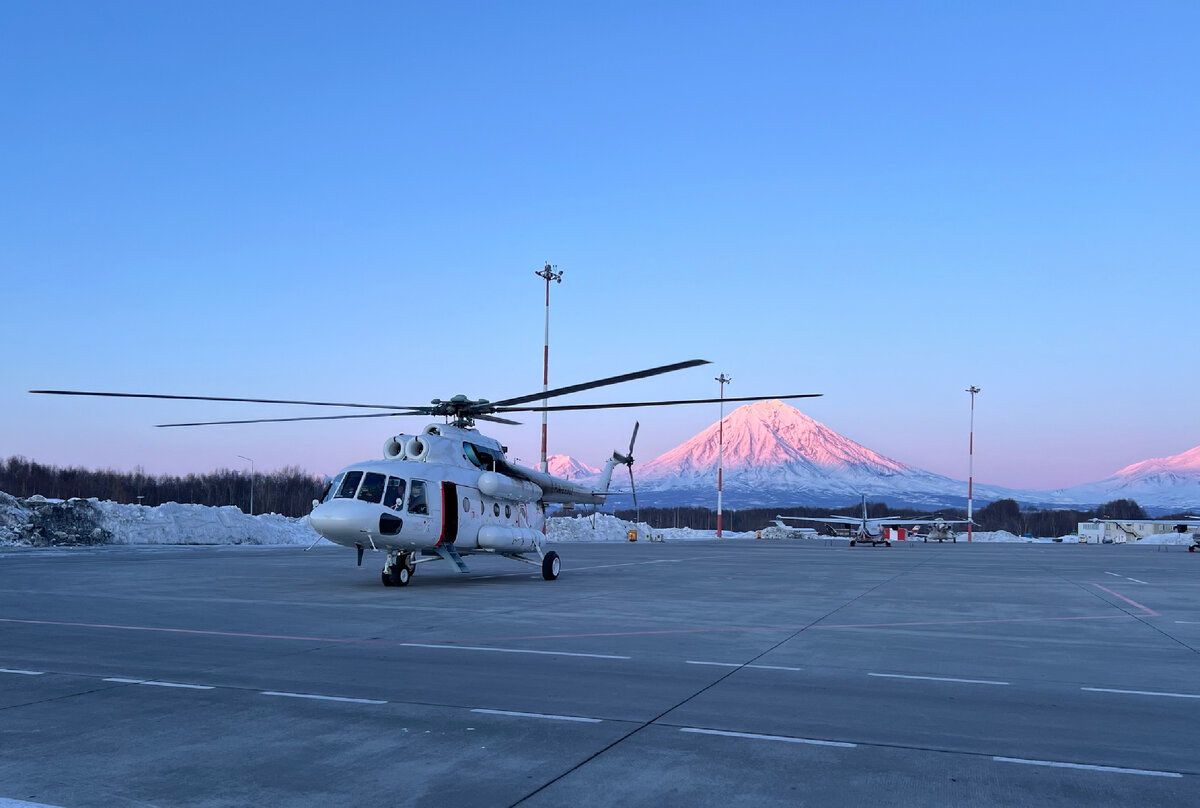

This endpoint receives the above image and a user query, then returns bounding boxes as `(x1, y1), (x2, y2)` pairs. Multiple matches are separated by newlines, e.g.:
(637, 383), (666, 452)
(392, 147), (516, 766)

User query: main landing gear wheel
(542, 551), (561, 581)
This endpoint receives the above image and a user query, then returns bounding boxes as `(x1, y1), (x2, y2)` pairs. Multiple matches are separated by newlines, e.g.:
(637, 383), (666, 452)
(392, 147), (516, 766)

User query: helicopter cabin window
(407, 480), (429, 515)
(334, 470), (363, 499)
(493, 502), (500, 517)
(504, 504), (512, 519)
(357, 472), (386, 504)
(462, 496), (470, 513)
(383, 477), (406, 510)
(463, 442), (496, 470)
(322, 473), (343, 503)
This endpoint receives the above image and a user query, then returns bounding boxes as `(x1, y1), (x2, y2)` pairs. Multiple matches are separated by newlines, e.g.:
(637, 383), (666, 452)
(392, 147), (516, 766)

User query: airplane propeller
(31, 359), (823, 429)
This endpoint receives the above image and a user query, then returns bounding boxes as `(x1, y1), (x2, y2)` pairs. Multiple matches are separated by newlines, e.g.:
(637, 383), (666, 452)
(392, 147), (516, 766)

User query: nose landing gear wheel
(542, 551), (561, 580)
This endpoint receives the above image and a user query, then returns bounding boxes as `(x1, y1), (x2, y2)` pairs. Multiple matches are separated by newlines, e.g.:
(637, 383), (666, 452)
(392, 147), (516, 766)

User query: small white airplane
(34, 359), (821, 586)
(776, 495), (972, 546)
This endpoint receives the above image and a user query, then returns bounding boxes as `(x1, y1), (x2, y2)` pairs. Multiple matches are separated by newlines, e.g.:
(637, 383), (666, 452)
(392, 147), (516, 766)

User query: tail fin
(596, 422), (639, 505)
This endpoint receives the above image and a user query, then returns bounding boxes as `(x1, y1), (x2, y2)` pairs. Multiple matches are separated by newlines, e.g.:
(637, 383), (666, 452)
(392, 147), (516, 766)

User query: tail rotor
(614, 421), (640, 514)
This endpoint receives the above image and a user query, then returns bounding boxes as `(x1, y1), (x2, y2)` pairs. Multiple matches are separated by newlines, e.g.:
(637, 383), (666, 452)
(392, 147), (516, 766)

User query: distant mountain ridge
(549, 400), (1199, 512)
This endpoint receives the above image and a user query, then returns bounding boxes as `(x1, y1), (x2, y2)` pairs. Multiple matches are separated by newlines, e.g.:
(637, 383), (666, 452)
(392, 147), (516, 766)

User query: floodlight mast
(535, 262), (563, 473)
(966, 386), (980, 542)
(716, 373), (732, 537)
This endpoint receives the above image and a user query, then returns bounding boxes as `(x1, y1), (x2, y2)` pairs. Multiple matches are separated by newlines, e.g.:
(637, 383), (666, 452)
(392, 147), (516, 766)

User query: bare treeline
(0, 456), (326, 517)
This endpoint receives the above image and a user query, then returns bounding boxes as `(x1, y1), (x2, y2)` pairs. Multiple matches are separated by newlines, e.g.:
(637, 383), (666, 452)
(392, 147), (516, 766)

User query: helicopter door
(440, 482), (458, 544)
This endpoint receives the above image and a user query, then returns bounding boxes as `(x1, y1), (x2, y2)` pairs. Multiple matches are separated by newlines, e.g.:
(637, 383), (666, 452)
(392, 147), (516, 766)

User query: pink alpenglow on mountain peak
(1110, 444), (1200, 478)
(639, 399), (911, 479)
(545, 454), (601, 481)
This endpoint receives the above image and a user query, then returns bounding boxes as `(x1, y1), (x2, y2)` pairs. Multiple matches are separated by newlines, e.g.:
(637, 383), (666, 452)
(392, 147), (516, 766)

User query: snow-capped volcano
(550, 401), (1198, 512)
(632, 400), (973, 509)
(640, 399), (909, 478)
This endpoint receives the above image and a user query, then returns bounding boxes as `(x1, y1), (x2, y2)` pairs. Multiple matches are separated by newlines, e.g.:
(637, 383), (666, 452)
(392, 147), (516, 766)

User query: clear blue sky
(2, 1), (1196, 491)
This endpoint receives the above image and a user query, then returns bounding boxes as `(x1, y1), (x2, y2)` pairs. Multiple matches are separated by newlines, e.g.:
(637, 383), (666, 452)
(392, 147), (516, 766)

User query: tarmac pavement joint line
(1081, 687), (1200, 700)
(868, 672), (1010, 685)
(686, 660), (804, 671)
(102, 678), (213, 690)
(680, 727), (857, 748)
(399, 642), (630, 660)
(470, 708), (603, 723)
(261, 691), (387, 705)
(993, 756), (1183, 778)
(0, 669), (44, 676)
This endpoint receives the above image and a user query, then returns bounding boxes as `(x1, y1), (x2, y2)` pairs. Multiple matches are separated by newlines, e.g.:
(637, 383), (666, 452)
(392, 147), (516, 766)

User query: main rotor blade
(473, 413), (523, 426)
(499, 393), (822, 413)
(31, 390), (427, 411)
(155, 412), (427, 428)
(485, 359), (711, 409)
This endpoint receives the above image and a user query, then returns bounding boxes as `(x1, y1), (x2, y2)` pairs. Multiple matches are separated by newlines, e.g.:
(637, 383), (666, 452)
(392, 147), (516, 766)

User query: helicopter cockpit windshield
(324, 469), (409, 512)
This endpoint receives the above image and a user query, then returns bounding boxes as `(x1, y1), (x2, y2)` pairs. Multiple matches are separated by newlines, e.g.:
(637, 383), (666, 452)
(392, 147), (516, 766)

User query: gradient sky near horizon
(2, 1), (1196, 492)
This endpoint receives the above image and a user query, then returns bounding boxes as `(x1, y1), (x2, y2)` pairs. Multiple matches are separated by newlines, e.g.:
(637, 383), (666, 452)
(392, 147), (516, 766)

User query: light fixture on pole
(715, 373), (731, 538)
(535, 262), (563, 473)
(238, 455), (255, 516)
(965, 386), (980, 542)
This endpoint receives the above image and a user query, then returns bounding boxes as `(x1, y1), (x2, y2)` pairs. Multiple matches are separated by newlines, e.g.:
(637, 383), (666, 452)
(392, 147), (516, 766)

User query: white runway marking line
(102, 677), (213, 690)
(681, 727), (856, 748)
(993, 756), (1182, 778)
(401, 643), (630, 660)
(1105, 571), (1148, 584)
(686, 661), (804, 672)
(262, 691), (387, 705)
(0, 668), (45, 676)
(869, 672), (1009, 686)
(1082, 687), (1200, 700)
(471, 708), (602, 723)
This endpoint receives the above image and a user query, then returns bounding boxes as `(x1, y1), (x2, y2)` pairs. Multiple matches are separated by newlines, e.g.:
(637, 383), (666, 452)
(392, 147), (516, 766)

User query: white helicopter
(776, 494), (972, 546)
(33, 360), (821, 586)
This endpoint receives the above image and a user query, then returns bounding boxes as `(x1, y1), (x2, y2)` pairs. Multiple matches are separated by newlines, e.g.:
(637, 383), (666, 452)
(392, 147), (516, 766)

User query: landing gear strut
(382, 551), (416, 587)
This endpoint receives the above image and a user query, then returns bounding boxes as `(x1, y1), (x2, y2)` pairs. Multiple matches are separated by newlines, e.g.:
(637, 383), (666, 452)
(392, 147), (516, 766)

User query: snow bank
(547, 514), (755, 542)
(1134, 531), (1197, 545)
(0, 491), (321, 547)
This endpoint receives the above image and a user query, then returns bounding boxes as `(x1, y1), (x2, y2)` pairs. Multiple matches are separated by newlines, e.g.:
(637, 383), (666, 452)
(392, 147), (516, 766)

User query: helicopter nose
(310, 499), (374, 547)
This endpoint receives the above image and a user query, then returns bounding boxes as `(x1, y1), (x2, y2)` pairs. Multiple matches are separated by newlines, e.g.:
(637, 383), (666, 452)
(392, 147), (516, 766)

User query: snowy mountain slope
(1048, 444), (1200, 512)
(550, 400), (1197, 511)
(546, 454), (601, 481)
(629, 400), (997, 509)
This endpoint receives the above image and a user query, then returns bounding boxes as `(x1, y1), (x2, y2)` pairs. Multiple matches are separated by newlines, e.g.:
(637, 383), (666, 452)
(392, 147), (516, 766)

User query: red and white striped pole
(716, 373), (731, 537)
(535, 263), (563, 473)
(966, 385), (980, 542)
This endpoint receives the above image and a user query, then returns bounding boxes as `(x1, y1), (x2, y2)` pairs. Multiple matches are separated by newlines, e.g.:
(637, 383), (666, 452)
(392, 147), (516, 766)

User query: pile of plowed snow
(0, 493), (684, 547)
(0, 492), (320, 547)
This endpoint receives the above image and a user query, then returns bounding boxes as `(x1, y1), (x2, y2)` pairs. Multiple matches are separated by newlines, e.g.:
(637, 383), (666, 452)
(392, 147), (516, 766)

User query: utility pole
(535, 262), (563, 473)
(966, 386), (980, 542)
(716, 373), (731, 537)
